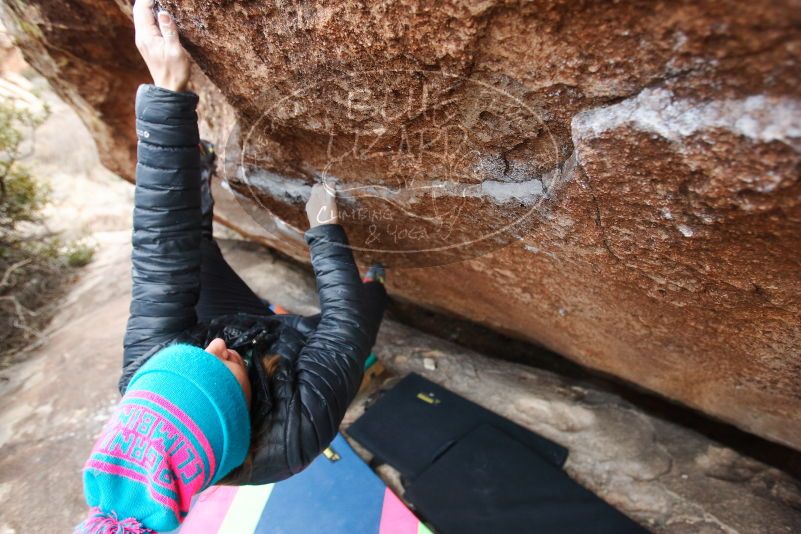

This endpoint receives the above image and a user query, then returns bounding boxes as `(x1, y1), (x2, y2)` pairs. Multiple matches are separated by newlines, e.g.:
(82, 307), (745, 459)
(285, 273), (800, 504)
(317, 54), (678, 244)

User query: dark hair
(218, 354), (281, 485)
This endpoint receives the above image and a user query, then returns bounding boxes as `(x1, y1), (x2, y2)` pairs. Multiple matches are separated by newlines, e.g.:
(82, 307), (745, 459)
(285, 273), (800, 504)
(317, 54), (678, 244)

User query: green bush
(0, 100), (47, 227)
(0, 96), (93, 366)
(63, 240), (96, 268)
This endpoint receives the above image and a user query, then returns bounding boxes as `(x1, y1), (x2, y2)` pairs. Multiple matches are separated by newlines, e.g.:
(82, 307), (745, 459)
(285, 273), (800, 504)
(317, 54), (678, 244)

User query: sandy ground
(0, 55), (800, 534)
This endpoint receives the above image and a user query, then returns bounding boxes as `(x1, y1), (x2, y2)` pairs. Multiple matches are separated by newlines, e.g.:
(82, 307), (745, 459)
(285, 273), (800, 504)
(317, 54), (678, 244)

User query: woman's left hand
(133, 0), (191, 92)
(306, 183), (339, 228)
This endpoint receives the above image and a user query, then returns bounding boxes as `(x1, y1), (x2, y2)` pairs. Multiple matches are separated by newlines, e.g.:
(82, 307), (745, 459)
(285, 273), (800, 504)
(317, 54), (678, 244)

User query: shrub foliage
(0, 97), (93, 365)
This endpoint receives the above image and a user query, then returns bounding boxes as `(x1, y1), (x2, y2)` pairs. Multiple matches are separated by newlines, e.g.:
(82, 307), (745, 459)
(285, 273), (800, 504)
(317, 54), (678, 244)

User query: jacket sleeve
(122, 84), (202, 377)
(285, 223), (374, 473)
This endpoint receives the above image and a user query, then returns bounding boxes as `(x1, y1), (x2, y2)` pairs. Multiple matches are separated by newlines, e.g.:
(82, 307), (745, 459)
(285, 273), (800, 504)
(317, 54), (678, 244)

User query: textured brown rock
(2, 0), (800, 450)
(0, 0), (145, 181)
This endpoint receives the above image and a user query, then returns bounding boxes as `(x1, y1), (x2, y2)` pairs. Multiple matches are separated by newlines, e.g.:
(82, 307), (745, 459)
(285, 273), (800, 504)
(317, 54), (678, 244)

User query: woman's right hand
(306, 183), (339, 228)
(133, 0), (191, 92)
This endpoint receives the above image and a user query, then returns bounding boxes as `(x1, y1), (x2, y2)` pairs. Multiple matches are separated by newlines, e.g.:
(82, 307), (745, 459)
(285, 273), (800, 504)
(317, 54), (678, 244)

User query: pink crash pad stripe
(379, 488), (421, 534)
(179, 485), (238, 533)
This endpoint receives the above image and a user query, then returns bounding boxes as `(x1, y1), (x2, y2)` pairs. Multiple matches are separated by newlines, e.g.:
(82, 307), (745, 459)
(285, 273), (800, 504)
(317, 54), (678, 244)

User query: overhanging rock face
(3, 1), (800, 449)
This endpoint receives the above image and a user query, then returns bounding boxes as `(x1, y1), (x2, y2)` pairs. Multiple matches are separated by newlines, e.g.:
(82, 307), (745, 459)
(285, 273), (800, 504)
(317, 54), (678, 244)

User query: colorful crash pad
(174, 434), (431, 534)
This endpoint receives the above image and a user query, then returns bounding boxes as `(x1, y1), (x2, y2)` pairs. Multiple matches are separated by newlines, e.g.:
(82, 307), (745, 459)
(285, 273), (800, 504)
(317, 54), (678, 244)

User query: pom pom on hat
(75, 507), (153, 533)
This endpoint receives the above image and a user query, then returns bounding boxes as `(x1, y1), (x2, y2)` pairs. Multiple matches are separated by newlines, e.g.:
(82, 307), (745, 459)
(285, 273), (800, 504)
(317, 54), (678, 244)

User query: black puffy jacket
(120, 84), (381, 484)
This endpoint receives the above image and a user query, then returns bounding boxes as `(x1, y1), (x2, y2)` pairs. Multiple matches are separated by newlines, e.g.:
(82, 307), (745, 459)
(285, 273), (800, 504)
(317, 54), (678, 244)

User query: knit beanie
(76, 344), (251, 533)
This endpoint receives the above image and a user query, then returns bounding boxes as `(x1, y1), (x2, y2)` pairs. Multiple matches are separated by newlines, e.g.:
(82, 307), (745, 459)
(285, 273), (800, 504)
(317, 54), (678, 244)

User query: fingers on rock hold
(157, 11), (179, 41)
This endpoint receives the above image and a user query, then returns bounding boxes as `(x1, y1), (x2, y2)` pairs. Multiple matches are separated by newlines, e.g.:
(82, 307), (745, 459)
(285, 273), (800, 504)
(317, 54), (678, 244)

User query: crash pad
(347, 373), (568, 479)
(404, 424), (646, 534)
(175, 434), (430, 534)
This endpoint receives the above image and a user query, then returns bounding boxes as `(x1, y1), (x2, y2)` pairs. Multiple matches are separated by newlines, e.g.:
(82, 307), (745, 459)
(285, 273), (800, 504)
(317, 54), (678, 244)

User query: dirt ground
(0, 52), (800, 534)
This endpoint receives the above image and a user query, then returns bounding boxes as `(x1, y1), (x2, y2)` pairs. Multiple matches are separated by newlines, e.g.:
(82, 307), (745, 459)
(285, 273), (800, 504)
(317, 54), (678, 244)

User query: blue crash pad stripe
(255, 434), (386, 533)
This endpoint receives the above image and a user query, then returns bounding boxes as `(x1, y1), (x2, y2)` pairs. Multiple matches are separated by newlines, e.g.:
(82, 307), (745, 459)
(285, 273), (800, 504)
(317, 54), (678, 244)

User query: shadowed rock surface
(1, 0), (799, 451)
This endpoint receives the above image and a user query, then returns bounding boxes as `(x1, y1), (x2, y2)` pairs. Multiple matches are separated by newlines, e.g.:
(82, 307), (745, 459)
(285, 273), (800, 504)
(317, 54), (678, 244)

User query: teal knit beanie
(77, 344), (251, 533)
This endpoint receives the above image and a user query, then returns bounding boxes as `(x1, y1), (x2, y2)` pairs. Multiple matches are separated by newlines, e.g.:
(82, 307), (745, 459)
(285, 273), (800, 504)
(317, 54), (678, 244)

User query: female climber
(75, 0), (386, 531)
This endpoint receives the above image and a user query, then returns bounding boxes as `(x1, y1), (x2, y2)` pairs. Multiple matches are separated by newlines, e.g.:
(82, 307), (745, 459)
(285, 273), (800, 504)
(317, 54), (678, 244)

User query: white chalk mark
(237, 167), (550, 206)
(237, 167), (313, 202)
(571, 88), (801, 149)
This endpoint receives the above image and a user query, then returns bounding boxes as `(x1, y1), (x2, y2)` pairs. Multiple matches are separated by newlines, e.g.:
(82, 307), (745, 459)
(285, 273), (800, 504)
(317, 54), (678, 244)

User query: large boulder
(3, 0), (800, 450)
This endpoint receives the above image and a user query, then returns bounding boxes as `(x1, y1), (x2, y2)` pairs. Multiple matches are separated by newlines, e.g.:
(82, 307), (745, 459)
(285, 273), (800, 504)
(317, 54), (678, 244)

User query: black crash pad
(404, 424), (647, 534)
(347, 373), (568, 480)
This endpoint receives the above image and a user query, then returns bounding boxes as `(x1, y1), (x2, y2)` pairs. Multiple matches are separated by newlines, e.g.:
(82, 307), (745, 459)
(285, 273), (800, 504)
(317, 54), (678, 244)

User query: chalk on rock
(423, 357), (437, 371)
